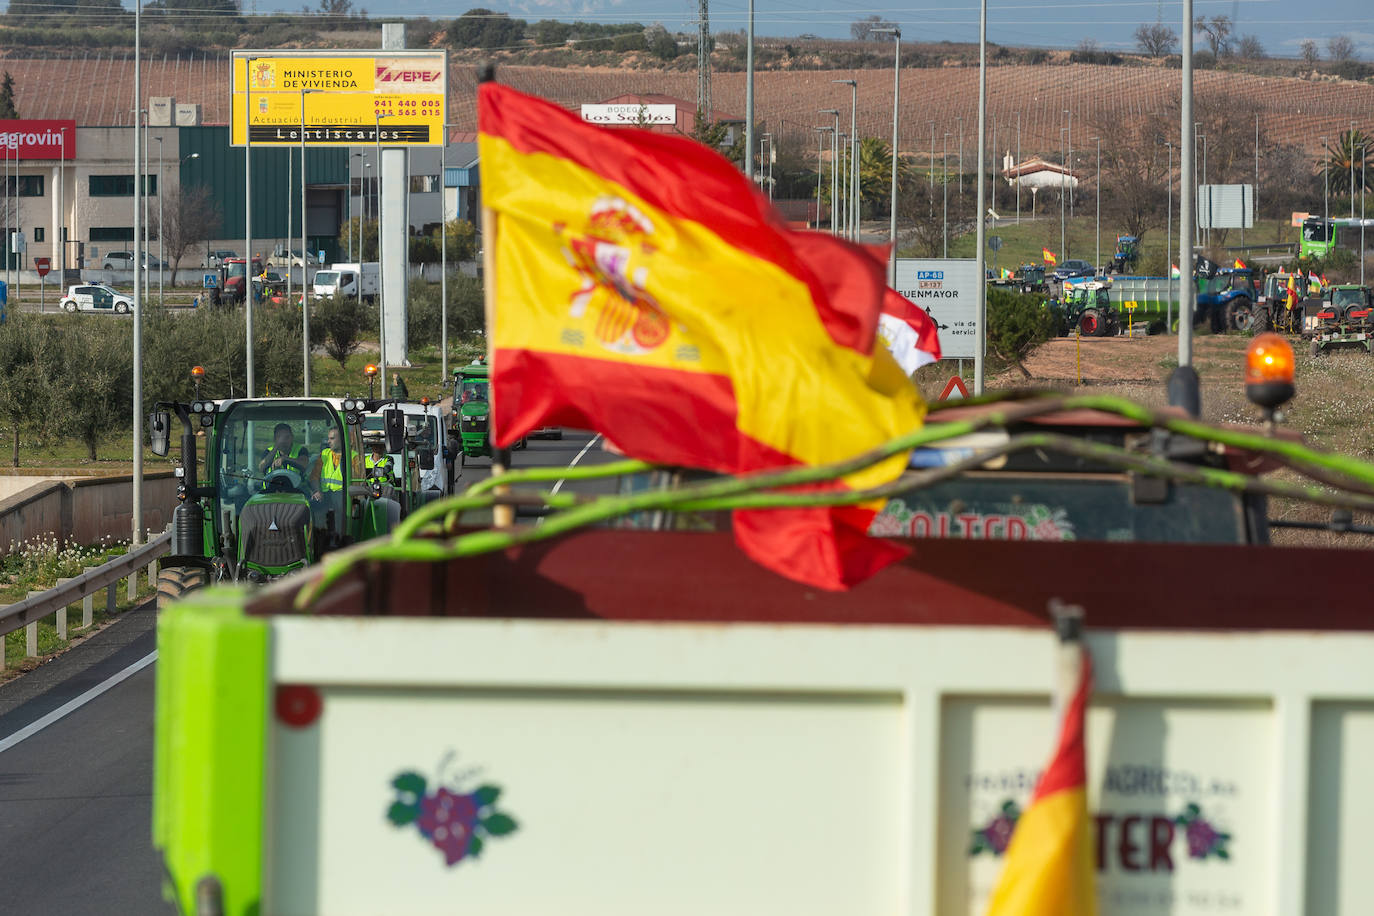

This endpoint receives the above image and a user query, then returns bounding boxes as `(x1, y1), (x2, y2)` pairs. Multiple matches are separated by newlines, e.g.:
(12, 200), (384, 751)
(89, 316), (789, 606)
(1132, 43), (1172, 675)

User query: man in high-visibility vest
(258, 423), (309, 478)
(365, 439), (395, 483)
(311, 426), (346, 502)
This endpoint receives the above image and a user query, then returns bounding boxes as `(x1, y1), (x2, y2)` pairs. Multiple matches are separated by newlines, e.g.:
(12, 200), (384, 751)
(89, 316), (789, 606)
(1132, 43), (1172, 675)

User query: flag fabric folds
(1233, 258), (1246, 269)
(983, 645), (1096, 916)
(1170, 264), (1181, 278)
(1308, 271), (1321, 293)
(1042, 248), (1058, 266)
(878, 290), (942, 376)
(477, 81), (929, 589)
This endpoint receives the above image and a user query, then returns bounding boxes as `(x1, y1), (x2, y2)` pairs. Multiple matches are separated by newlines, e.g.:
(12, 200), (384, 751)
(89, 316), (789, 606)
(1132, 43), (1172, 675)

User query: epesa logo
(376, 65), (441, 84)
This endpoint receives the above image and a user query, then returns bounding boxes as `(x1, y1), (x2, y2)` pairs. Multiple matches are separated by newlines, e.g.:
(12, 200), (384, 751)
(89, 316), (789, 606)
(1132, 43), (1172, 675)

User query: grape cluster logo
(969, 799), (1021, 856)
(387, 767), (519, 867)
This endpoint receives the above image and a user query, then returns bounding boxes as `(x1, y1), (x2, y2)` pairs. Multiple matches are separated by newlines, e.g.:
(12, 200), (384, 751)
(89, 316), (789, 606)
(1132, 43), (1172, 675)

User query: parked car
(270, 246), (321, 269)
(1052, 259), (1096, 281)
(101, 251), (168, 271)
(59, 284), (135, 315)
(203, 249), (238, 268)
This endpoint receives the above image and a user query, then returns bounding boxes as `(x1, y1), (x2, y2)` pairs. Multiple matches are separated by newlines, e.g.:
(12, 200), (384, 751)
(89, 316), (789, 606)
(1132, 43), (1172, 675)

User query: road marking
(0, 650), (157, 755)
(546, 433), (602, 503)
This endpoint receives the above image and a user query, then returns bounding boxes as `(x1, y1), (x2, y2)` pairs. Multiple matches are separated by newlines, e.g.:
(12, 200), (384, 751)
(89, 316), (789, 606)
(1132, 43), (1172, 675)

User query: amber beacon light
(1244, 332), (1296, 415)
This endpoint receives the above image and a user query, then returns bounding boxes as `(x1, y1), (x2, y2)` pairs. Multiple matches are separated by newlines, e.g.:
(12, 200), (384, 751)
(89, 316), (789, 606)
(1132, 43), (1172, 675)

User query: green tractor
(149, 379), (411, 606)
(1108, 236), (1140, 275)
(1051, 282), (1119, 337)
(1310, 285), (1374, 356)
(453, 359), (528, 466)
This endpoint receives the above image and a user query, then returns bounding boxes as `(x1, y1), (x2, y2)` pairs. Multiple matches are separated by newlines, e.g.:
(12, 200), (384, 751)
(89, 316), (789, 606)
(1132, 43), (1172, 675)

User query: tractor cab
(1109, 235), (1139, 274)
(149, 379), (400, 602)
(452, 359), (526, 466)
(1014, 264), (1047, 294)
(1053, 281), (1118, 337)
(210, 400), (362, 581)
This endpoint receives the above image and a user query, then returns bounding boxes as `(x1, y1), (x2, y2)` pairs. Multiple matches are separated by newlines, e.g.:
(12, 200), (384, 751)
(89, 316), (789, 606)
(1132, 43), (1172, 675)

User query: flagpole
(476, 64), (512, 528)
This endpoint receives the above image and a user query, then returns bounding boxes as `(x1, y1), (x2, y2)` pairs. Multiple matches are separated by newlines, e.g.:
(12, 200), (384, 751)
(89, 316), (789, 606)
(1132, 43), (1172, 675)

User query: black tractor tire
(1079, 309), (1108, 338)
(1225, 297), (1254, 333)
(157, 564), (209, 610)
(1250, 306), (1273, 335)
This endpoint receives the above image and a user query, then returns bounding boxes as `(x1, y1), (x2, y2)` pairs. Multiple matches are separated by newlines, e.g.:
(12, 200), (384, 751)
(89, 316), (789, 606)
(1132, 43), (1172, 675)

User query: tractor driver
(258, 423), (309, 477)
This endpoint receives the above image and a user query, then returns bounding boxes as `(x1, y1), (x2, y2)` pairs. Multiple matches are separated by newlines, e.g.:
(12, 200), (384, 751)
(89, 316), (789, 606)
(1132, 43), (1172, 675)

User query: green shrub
(987, 287), (1056, 378)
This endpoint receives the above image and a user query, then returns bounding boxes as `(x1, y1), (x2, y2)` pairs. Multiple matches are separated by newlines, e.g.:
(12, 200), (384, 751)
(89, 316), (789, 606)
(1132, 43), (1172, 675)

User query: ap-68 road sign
(894, 259), (980, 360)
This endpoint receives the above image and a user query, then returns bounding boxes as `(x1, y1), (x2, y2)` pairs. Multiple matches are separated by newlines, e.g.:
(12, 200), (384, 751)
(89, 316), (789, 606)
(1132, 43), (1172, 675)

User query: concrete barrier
(0, 472), (177, 553)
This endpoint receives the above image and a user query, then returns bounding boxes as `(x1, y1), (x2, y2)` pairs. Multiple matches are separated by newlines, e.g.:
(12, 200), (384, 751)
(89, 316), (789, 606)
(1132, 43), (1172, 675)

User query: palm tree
(1322, 129), (1374, 197)
(856, 137), (916, 218)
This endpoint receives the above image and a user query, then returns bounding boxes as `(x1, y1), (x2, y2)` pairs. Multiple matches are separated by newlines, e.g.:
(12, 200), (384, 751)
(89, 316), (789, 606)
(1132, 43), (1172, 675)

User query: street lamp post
(928, 119), (934, 204)
(943, 132), (950, 258)
(441, 123), (450, 381)
(832, 80), (857, 242)
(819, 109), (839, 235)
(374, 112), (401, 369)
(301, 87), (319, 395)
(1351, 118), (1356, 220)
(1093, 136), (1101, 271)
(813, 127), (830, 230)
(1166, 140), (1174, 333)
(132, 0), (144, 545)
(1060, 127), (1067, 258)
(1065, 109), (1073, 220)
(871, 25), (901, 284)
(1321, 136), (1329, 236)
(244, 54), (256, 398)
(1016, 112), (1021, 225)
(1361, 145), (1366, 286)
(956, 115), (963, 195)
(155, 136), (163, 307)
(837, 133), (847, 239)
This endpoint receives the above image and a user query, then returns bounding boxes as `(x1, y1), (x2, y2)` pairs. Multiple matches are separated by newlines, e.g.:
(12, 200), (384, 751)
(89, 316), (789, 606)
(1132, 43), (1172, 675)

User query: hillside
(0, 52), (1368, 166)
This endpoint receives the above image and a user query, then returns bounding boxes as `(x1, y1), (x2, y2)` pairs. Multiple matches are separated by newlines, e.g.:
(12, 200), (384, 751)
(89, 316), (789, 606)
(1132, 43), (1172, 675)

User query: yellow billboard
(230, 51), (446, 147)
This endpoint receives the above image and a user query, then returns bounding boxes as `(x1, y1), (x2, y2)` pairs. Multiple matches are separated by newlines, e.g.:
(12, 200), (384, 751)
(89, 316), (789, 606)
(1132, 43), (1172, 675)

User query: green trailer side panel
(153, 590), (270, 916)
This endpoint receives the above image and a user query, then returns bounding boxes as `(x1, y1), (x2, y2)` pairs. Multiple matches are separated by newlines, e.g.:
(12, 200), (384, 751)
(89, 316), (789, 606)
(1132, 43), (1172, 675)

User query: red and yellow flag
(477, 82), (927, 589)
(1042, 248), (1057, 266)
(984, 647), (1096, 916)
(1233, 258), (1246, 269)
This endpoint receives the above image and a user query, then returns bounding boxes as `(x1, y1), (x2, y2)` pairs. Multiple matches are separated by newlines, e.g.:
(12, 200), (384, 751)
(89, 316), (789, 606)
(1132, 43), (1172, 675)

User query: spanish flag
(984, 637), (1096, 916)
(1042, 248), (1057, 266)
(477, 81), (927, 589)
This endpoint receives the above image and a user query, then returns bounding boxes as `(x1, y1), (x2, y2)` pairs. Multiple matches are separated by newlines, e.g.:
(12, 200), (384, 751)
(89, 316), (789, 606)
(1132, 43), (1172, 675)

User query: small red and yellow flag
(1234, 258), (1247, 269)
(1042, 248), (1058, 266)
(984, 643), (1096, 916)
(477, 81), (929, 589)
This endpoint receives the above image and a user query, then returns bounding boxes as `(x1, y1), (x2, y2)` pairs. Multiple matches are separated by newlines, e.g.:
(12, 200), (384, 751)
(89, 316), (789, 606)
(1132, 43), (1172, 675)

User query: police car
(59, 284), (135, 315)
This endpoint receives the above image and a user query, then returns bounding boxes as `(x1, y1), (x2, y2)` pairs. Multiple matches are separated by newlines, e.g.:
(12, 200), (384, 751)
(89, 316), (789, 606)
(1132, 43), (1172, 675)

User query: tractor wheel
(1225, 297), (1254, 333)
(1079, 309), (1107, 337)
(156, 565), (209, 610)
(1250, 307), (1273, 335)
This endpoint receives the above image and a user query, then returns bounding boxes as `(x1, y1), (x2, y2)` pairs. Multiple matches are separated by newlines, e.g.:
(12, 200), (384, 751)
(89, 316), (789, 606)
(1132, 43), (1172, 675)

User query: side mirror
(384, 408), (406, 455)
(149, 410), (171, 457)
(418, 448), (435, 470)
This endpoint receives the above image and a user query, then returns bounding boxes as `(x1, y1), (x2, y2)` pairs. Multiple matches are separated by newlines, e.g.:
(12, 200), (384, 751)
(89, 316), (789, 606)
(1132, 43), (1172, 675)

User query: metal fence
(0, 531), (169, 671)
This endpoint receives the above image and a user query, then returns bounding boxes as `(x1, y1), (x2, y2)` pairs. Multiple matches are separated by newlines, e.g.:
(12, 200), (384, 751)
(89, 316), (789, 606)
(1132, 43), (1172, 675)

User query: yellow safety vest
(320, 448), (344, 492)
(365, 453), (393, 473)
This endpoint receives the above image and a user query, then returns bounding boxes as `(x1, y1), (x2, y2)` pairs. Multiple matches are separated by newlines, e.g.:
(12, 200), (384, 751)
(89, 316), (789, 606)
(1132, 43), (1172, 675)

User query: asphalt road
(0, 426), (616, 913)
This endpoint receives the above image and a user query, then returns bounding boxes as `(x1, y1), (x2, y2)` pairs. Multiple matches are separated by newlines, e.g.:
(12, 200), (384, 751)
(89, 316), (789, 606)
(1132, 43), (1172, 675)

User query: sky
(240, 0), (1374, 59)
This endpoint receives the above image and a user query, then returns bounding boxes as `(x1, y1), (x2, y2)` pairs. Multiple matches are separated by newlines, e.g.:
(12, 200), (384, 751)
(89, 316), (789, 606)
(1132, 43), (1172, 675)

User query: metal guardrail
(0, 530), (170, 670)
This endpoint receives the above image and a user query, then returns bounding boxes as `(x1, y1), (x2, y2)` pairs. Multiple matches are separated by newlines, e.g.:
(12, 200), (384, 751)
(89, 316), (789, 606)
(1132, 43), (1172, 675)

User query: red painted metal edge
(251, 530), (1371, 631)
